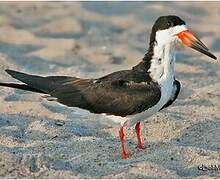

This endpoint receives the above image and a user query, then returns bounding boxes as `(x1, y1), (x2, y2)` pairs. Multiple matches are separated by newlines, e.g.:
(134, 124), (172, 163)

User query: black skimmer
(0, 15), (217, 159)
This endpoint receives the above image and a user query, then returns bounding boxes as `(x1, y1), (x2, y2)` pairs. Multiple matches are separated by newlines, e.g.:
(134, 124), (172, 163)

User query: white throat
(148, 42), (176, 82)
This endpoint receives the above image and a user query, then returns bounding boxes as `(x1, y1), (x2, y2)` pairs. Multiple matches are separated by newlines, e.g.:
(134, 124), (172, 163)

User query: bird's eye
(167, 21), (173, 27)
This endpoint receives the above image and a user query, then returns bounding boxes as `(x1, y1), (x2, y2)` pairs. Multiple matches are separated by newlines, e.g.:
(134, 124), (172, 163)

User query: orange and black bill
(177, 30), (217, 60)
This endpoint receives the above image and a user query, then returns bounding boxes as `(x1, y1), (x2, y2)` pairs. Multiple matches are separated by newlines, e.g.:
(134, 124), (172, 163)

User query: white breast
(103, 77), (174, 127)
(125, 76), (174, 127)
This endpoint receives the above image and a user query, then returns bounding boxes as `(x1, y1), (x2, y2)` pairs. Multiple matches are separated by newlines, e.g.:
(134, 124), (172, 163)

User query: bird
(0, 15), (217, 159)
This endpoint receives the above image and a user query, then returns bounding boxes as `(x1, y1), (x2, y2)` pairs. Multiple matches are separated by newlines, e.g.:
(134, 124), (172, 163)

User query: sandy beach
(0, 2), (220, 178)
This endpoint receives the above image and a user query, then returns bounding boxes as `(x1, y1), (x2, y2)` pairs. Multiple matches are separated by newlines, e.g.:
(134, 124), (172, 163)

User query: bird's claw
(121, 151), (129, 159)
(136, 144), (145, 150)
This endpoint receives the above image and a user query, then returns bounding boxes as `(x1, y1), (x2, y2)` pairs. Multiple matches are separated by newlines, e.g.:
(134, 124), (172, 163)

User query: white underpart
(104, 25), (187, 127)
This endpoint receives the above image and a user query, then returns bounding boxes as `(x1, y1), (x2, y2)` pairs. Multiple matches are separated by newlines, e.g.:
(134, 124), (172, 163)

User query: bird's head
(149, 15), (217, 60)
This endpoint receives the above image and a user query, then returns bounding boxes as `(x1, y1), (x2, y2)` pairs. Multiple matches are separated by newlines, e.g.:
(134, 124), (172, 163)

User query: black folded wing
(50, 71), (161, 117)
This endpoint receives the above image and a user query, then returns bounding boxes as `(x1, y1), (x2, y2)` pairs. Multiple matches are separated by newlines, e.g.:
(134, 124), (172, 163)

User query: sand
(0, 2), (219, 178)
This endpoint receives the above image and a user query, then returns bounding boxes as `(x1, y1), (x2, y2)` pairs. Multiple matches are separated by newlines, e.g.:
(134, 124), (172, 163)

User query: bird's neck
(149, 41), (176, 82)
(133, 41), (176, 82)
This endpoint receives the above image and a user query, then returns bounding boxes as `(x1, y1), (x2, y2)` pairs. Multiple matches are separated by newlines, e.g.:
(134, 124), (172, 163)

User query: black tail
(0, 82), (46, 93)
(0, 69), (74, 93)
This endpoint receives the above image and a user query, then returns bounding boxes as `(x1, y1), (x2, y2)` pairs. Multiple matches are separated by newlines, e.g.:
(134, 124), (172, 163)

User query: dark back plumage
(1, 69), (161, 117)
(50, 70), (161, 116)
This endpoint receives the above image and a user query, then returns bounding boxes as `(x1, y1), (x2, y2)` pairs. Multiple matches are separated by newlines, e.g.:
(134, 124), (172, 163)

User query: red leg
(135, 122), (145, 149)
(119, 126), (129, 159)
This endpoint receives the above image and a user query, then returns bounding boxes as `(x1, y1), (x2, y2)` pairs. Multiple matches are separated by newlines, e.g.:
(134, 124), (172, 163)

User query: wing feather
(50, 76), (161, 116)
